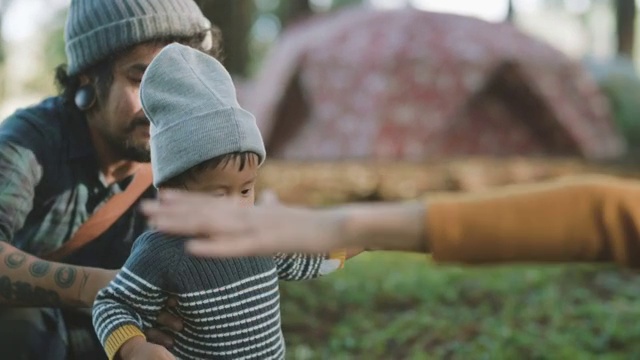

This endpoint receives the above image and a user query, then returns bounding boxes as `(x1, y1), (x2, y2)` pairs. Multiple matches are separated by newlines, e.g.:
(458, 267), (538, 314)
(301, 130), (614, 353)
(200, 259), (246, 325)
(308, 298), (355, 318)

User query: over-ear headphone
(74, 85), (96, 111)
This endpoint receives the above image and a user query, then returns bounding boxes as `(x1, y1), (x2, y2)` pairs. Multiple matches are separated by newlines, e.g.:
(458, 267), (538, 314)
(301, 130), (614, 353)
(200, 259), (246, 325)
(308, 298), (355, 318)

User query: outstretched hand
(141, 190), (347, 257)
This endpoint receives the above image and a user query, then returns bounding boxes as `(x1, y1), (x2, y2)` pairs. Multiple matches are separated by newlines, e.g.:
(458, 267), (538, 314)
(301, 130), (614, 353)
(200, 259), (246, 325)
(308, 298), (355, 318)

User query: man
(0, 0), (221, 358)
(142, 175), (640, 268)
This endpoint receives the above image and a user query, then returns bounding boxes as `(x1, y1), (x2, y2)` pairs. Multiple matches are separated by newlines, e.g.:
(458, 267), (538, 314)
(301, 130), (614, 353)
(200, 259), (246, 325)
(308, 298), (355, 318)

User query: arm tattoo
(54, 266), (77, 289)
(29, 261), (51, 278)
(5, 252), (26, 269)
(0, 275), (61, 306)
(76, 269), (89, 301)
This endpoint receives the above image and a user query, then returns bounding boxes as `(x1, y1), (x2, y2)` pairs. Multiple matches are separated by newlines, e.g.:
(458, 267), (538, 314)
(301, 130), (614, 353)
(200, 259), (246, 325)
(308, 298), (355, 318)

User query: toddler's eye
(241, 189), (251, 195)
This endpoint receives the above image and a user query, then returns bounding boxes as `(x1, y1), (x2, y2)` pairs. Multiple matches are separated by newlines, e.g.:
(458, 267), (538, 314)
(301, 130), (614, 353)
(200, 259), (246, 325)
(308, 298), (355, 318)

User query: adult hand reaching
(141, 190), (426, 257)
(141, 191), (347, 257)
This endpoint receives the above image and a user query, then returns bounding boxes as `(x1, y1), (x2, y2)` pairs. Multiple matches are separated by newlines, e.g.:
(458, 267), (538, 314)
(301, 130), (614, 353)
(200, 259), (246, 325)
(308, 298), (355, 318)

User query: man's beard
(104, 120), (151, 162)
(105, 134), (151, 162)
(120, 138), (151, 162)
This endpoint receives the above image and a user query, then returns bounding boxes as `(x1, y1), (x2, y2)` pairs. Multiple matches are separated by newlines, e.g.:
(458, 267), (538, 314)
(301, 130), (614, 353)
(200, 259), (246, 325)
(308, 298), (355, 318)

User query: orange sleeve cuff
(425, 175), (640, 267)
(104, 324), (146, 360)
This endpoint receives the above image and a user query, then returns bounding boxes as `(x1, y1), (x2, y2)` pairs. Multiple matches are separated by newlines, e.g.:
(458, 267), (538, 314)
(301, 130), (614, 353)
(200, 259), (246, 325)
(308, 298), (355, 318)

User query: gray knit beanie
(65, 0), (211, 75)
(141, 43), (266, 187)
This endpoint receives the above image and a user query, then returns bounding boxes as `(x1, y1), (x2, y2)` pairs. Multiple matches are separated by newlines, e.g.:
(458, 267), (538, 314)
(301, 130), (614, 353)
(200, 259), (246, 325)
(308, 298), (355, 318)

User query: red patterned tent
(243, 6), (625, 160)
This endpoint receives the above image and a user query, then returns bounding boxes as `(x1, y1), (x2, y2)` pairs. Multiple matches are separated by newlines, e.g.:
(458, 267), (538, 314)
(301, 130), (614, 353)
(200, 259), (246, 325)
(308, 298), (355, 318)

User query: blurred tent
(242, 6), (625, 161)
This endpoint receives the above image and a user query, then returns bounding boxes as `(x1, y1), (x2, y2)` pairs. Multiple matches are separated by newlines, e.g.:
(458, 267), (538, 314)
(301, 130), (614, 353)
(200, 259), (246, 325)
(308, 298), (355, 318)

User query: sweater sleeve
(92, 232), (181, 359)
(273, 250), (345, 281)
(426, 175), (640, 267)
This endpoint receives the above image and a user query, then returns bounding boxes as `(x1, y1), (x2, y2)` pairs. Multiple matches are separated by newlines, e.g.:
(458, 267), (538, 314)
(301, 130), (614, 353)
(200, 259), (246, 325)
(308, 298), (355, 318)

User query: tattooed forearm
(54, 266), (77, 289)
(5, 253), (26, 269)
(0, 275), (61, 306)
(0, 243), (96, 307)
(76, 269), (89, 301)
(29, 261), (51, 278)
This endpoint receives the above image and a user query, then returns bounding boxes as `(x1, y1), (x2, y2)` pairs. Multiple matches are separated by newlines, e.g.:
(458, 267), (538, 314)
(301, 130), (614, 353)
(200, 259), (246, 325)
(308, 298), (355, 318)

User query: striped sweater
(92, 231), (343, 360)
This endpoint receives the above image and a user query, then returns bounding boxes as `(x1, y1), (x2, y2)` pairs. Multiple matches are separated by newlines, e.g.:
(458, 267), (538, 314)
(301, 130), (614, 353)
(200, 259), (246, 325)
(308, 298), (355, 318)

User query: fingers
(142, 192), (240, 236)
(155, 310), (183, 332)
(145, 328), (174, 348)
(185, 237), (273, 258)
(256, 189), (280, 206)
(142, 202), (212, 236)
(157, 189), (198, 203)
(166, 296), (179, 308)
(145, 297), (182, 348)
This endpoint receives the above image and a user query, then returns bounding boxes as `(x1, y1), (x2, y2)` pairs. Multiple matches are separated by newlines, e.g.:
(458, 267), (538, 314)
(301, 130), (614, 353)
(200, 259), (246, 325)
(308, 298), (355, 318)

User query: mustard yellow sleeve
(425, 175), (640, 268)
(104, 325), (146, 360)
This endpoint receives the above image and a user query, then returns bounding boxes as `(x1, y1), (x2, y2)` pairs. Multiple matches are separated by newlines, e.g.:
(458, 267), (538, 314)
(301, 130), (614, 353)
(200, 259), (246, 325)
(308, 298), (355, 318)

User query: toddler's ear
(256, 189), (280, 207)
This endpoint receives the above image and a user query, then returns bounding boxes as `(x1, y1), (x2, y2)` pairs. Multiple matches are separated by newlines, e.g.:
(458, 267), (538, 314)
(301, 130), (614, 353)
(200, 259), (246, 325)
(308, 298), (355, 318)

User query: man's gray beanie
(141, 43), (266, 187)
(65, 0), (211, 75)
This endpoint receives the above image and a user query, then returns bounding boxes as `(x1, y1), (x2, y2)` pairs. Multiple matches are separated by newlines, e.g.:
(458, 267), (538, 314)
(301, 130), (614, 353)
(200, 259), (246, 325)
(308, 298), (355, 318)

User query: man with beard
(0, 0), (222, 358)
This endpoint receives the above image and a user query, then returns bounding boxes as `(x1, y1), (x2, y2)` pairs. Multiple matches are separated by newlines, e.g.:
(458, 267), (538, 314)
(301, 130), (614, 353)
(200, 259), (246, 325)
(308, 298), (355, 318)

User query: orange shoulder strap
(41, 164), (153, 262)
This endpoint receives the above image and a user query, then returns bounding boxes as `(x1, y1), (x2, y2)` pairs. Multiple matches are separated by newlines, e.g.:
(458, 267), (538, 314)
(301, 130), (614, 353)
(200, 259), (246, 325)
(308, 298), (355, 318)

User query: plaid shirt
(0, 97), (155, 268)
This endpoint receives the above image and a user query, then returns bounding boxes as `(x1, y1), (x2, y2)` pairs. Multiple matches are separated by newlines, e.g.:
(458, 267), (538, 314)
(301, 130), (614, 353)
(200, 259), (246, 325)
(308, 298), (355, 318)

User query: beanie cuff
(66, 14), (211, 75)
(150, 107), (266, 187)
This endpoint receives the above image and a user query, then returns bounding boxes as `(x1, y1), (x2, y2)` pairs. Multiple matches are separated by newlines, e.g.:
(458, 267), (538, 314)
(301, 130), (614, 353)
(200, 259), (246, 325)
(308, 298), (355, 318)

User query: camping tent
(243, 6), (624, 161)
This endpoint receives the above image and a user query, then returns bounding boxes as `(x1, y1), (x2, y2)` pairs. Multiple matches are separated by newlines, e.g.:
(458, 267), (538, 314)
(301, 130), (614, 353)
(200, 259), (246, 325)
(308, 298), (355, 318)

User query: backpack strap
(41, 164), (153, 262)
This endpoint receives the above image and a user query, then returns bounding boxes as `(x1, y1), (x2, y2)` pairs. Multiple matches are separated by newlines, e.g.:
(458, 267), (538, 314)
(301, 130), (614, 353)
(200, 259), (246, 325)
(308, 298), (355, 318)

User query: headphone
(74, 84), (96, 111)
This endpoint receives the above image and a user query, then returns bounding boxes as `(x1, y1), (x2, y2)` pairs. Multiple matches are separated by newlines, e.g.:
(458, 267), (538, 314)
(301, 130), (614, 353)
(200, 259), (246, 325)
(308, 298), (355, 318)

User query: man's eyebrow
(128, 64), (148, 73)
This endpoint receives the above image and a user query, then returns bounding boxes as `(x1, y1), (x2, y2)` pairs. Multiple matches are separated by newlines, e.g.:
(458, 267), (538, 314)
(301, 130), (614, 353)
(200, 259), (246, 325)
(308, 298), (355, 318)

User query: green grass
(280, 252), (640, 359)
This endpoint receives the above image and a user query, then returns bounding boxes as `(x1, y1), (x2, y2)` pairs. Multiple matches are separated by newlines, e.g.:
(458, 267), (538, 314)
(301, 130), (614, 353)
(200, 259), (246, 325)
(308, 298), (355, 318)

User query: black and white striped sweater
(92, 231), (343, 360)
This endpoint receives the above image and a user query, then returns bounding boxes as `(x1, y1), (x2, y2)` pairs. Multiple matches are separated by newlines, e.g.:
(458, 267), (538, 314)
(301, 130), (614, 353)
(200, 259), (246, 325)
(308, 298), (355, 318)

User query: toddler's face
(183, 155), (259, 208)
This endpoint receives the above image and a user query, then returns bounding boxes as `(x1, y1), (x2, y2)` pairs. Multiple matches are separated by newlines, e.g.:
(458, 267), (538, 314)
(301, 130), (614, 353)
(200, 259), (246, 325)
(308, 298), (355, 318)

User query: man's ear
(74, 74), (96, 111)
(78, 74), (91, 86)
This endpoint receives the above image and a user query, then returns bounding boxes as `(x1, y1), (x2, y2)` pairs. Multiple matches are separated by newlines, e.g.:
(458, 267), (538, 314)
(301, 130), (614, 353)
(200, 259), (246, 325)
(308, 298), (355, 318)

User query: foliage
(0, 0), (14, 64)
(600, 74), (640, 154)
(246, 0), (364, 75)
(23, 8), (66, 95)
(588, 57), (640, 155)
(280, 252), (640, 359)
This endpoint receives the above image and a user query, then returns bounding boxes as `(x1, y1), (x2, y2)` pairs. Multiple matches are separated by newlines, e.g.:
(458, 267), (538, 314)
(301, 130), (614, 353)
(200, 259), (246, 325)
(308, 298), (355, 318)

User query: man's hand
(83, 271), (183, 349)
(145, 297), (183, 348)
(118, 336), (176, 360)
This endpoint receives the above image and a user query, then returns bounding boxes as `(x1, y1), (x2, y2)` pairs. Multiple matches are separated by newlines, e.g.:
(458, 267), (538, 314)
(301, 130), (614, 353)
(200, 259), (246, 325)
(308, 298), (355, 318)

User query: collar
(65, 105), (95, 160)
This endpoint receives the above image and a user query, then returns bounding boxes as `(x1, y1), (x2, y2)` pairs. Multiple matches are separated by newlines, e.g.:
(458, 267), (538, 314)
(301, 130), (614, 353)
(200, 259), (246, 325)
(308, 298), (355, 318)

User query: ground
(280, 252), (640, 359)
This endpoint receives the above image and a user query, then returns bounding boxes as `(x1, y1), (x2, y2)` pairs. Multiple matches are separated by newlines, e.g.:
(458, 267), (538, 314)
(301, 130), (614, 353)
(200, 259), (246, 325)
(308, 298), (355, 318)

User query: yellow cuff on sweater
(104, 324), (146, 360)
(329, 249), (346, 269)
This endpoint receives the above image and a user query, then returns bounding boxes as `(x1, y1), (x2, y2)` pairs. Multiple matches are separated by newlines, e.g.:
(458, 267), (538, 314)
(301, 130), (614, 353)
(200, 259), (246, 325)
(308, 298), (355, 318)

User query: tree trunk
(0, 0), (14, 101)
(616, 0), (636, 59)
(505, 0), (515, 23)
(0, 0), (12, 64)
(280, 0), (313, 28)
(197, 0), (255, 76)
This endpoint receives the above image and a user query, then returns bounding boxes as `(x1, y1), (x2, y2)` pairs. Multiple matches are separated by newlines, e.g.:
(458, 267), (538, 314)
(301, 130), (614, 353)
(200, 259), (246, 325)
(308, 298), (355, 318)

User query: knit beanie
(64, 0), (211, 75)
(140, 43), (266, 187)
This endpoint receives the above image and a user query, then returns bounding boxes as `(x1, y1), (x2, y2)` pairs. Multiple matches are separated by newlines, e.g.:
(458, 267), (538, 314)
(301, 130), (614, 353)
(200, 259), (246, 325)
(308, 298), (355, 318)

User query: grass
(279, 252), (640, 359)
